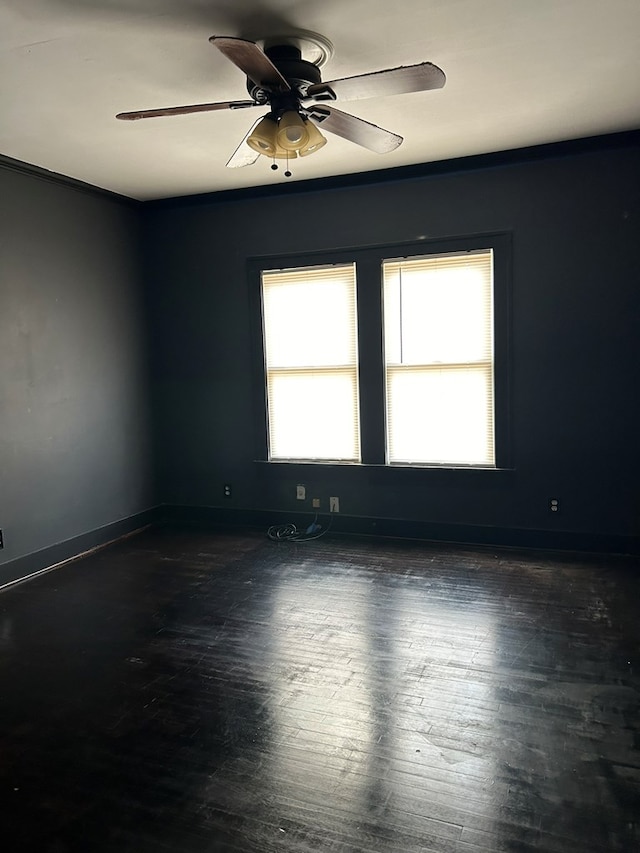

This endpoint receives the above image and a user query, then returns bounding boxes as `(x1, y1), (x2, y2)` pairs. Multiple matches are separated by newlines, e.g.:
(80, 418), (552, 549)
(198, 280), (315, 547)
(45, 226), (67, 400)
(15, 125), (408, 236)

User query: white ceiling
(2, 0), (639, 201)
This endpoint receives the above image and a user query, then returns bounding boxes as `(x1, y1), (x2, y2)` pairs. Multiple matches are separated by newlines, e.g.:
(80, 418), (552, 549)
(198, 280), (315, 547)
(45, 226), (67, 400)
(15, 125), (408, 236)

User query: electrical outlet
(0, 529), (3, 549)
(329, 496), (340, 513)
(550, 498), (559, 513)
(312, 498), (320, 509)
(296, 484), (306, 501)
(223, 484), (232, 498)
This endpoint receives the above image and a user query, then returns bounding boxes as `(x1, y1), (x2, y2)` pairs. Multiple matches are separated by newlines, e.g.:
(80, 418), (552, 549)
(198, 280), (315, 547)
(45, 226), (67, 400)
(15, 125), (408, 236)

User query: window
(255, 236), (508, 469)
(261, 263), (360, 462)
(383, 251), (495, 466)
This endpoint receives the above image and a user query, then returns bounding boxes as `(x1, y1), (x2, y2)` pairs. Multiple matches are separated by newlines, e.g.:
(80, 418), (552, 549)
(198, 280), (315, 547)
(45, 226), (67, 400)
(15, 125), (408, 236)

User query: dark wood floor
(0, 526), (638, 852)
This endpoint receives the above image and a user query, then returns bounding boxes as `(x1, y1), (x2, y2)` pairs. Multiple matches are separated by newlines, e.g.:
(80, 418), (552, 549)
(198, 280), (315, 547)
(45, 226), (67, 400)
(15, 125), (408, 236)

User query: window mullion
(355, 256), (386, 465)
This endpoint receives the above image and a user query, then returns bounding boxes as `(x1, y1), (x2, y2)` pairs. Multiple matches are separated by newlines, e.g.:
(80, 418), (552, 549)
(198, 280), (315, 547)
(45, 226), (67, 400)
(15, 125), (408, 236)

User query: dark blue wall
(2, 137), (638, 573)
(144, 140), (640, 544)
(0, 165), (154, 580)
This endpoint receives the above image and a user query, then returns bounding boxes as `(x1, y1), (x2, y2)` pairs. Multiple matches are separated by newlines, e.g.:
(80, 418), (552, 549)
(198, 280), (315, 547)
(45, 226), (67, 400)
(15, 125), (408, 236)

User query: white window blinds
(383, 250), (495, 466)
(261, 264), (360, 462)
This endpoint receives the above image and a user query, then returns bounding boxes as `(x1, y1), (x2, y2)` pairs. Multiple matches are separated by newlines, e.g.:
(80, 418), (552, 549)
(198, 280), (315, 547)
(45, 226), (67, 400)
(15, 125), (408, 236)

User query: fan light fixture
(277, 111), (309, 150)
(299, 119), (327, 156)
(246, 114), (279, 156)
(247, 111), (326, 164)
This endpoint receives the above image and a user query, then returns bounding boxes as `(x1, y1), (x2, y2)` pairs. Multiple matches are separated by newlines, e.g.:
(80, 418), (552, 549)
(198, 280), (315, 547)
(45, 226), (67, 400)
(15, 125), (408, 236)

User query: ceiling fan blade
(305, 106), (402, 154)
(307, 62), (445, 103)
(116, 100), (257, 121)
(210, 36), (291, 92)
(226, 118), (262, 169)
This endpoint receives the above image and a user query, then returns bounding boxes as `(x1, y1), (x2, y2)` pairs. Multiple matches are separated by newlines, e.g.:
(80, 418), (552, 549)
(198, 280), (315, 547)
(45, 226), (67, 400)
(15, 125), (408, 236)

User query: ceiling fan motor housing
(246, 44), (322, 105)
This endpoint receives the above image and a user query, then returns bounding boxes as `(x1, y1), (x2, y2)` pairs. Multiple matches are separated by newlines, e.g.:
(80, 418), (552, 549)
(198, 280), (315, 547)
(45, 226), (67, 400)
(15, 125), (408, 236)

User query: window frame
(261, 262), (361, 464)
(248, 233), (512, 471)
(382, 248), (496, 468)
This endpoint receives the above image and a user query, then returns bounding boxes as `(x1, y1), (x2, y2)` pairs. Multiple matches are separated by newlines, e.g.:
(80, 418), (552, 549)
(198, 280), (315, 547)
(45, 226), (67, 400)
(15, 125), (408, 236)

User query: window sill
(254, 459), (514, 473)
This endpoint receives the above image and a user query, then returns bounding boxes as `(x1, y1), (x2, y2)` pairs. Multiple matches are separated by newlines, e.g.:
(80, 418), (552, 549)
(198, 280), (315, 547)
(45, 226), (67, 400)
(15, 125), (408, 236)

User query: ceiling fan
(116, 35), (446, 174)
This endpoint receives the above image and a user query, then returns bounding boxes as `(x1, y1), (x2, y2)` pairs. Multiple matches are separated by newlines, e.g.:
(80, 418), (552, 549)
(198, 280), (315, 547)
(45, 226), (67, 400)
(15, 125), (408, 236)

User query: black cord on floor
(267, 514), (332, 542)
